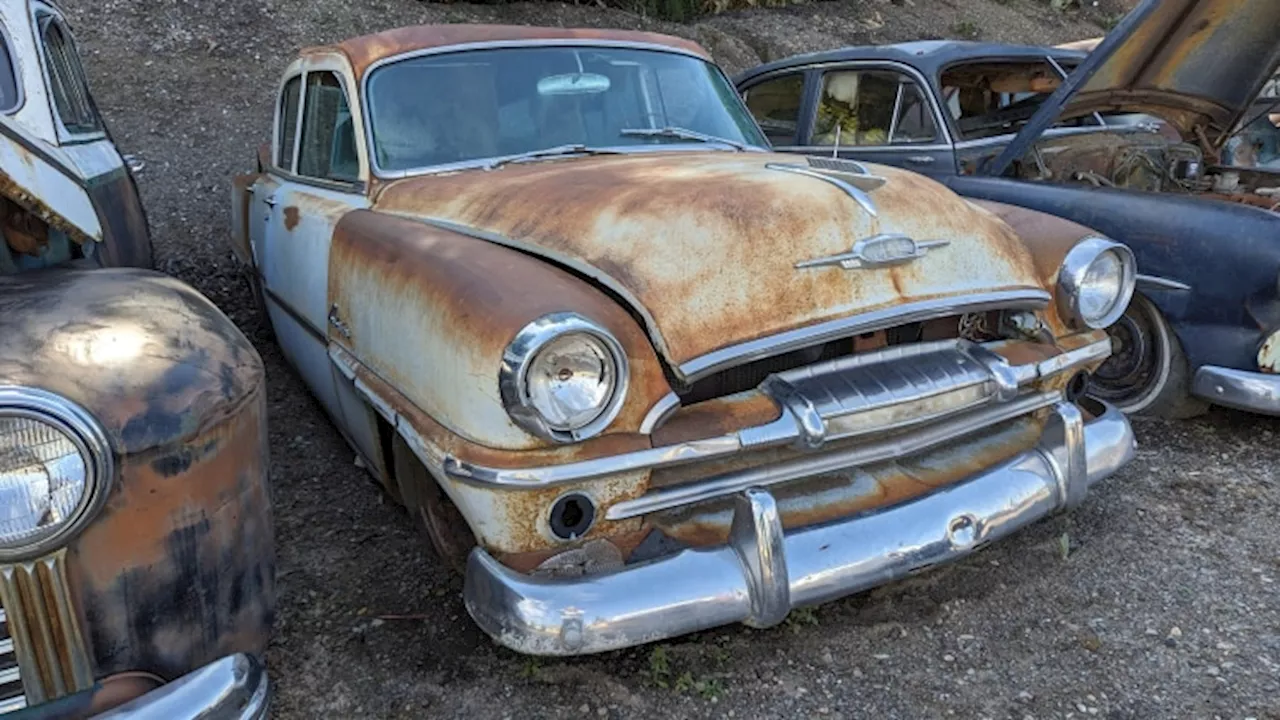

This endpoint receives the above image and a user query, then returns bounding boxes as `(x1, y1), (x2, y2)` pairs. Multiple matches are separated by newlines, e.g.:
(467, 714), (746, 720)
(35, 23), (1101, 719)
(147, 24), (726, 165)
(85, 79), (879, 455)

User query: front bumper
(15, 654), (270, 720)
(463, 400), (1136, 656)
(1192, 365), (1280, 414)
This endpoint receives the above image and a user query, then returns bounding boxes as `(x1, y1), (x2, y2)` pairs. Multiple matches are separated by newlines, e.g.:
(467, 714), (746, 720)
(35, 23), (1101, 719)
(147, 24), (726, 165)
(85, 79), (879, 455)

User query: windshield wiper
(482, 144), (624, 171)
(619, 126), (753, 151)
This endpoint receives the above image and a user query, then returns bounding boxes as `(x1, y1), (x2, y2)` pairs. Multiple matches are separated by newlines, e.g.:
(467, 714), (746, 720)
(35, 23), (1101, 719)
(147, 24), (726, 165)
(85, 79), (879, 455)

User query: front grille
(0, 610), (23, 713)
(0, 552), (93, 712)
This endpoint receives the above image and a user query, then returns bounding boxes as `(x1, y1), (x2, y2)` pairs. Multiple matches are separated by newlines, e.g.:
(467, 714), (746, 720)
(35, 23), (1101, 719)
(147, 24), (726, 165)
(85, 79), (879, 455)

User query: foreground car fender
(0, 268), (273, 715)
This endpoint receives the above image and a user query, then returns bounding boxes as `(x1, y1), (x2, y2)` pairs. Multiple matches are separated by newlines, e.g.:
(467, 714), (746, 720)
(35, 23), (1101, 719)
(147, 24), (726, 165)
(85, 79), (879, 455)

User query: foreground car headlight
(0, 387), (111, 561)
(501, 313), (628, 442)
(1057, 237), (1136, 330)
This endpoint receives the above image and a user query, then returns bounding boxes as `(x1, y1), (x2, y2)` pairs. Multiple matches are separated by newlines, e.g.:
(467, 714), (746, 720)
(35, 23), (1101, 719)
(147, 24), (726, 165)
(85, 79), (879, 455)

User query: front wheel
(1088, 294), (1208, 419)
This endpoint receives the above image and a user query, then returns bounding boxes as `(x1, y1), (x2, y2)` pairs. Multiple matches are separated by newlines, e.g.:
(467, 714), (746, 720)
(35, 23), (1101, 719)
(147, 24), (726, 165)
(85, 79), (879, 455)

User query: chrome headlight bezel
(1056, 237), (1137, 330)
(499, 313), (629, 443)
(0, 386), (112, 562)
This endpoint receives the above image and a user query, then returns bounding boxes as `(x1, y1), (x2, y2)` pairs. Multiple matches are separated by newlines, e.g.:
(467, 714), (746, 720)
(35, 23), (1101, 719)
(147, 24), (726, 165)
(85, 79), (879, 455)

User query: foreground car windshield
(365, 46), (767, 172)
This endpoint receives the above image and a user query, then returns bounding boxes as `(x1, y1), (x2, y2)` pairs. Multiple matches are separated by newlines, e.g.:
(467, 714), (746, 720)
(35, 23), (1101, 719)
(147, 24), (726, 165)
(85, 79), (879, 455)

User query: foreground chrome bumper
(91, 654), (267, 719)
(463, 401), (1135, 656)
(1192, 365), (1280, 414)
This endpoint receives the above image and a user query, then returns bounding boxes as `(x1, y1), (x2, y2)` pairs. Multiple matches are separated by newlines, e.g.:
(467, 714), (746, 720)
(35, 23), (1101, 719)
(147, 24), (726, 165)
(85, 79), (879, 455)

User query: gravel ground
(58, 0), (1280, 717)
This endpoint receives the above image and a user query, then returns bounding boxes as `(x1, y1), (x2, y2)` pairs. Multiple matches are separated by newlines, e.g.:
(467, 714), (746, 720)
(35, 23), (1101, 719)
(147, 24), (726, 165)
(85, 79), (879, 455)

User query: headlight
(0, 387), (111, 561)
(500, 313), (628, 443)
(1056, 237), (1136, 330)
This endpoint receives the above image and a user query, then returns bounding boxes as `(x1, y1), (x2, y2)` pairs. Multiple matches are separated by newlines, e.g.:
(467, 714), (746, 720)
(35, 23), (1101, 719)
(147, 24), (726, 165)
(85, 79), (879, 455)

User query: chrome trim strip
(1192, 365), (1280, 415)
(0, 388), (113, 562)
(1135, 274), (1192, 292)
(0, 696), (24, 713)
(461, 401), (1135, 656)
(765, 162), (878, 216)
(678, 289), (1050, 382)
(444, 335), (1109, 489)
(605, 390), (1061, 520)
(776, 144), (953, 154)
(0, 668), (17, 686)
(639, 392), (680, 435)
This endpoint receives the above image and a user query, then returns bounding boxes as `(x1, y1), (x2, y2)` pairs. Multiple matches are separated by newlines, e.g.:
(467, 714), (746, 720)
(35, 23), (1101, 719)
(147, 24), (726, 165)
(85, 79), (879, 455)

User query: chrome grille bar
(0, 607), (23, 714)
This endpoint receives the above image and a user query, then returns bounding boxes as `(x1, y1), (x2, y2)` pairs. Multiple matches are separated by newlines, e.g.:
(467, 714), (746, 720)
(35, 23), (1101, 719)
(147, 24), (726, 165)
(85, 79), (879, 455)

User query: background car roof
(308, 24), (712, 80)
(734, 40), (1087, 85)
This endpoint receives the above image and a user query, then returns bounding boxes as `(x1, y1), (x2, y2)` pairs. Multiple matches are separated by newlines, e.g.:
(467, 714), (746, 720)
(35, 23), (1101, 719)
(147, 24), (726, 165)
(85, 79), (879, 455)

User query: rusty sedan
(0, 1), (272, 717)
(232, 24), (1137, 655)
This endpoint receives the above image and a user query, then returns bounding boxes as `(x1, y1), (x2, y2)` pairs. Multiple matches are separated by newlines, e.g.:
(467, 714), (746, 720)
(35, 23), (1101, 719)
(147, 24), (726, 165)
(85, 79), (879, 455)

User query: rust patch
(324, 24), (711, 81)
(652, 391), (781, 447)
(652, 413), (1045, 547)
(0, 169), (94, 246)
(329, 209), (672, 451)
(283, 205), (300, 231)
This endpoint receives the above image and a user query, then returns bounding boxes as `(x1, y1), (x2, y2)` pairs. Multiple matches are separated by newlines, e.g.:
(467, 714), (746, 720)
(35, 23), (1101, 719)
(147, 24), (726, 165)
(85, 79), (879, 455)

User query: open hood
(988, 0), (1280, 176)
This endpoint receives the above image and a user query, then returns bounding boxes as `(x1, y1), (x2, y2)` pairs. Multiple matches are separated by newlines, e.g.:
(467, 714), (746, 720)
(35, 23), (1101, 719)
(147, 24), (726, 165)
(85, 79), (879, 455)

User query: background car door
(256, 70), (369, 430)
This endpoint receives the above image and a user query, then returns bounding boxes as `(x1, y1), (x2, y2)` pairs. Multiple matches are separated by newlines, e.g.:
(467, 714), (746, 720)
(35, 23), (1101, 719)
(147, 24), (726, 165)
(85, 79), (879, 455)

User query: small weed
(1058, 531), (1072, 560)
(1099, 12), (1124, 30)
(518, 657), (541, 679)
(646, 645), (673, 688)
(784, 607), (820, 634)
(951, 20), (980, 39)
(708, 645), (731, 668)
(695, 677), (725, 700)
(674, 671), (695, 692)
(1049, 0), (1078, 10)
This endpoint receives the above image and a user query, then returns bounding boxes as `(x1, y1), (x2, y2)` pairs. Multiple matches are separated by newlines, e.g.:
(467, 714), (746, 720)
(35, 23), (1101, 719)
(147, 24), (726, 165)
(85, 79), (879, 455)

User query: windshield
(365, 46), (767, 173)
(941, 60), (1107, 141)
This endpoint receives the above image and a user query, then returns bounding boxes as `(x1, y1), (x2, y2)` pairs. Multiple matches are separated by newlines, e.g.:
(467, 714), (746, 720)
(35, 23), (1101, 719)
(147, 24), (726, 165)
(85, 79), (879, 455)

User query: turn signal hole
(549, 493), (596, 540)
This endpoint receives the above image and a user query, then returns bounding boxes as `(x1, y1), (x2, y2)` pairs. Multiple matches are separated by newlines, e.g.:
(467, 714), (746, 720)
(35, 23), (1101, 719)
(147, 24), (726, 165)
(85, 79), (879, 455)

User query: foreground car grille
(0, 551), (93, 713)
(0, 610), (23, 713)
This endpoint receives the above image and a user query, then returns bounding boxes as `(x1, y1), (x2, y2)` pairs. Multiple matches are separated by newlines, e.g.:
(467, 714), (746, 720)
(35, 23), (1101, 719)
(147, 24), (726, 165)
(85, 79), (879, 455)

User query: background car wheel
(1088, 294), (1208, 419)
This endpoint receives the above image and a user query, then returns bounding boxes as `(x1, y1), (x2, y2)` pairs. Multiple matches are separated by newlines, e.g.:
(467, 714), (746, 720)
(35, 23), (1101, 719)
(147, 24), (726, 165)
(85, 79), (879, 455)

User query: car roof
(309, 24), (712, 80)
(734, 40), (1087, 85)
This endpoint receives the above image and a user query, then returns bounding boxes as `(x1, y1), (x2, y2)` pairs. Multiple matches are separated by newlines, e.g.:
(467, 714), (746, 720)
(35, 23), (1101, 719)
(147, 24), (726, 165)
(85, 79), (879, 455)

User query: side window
(813, 70), (938, 147)
(277, 76), (302, 170)
(742, 74), (804, 146)
(0, 32), (19, 113)
(38, 15), (101, 135)
(297, 72), (359, 183)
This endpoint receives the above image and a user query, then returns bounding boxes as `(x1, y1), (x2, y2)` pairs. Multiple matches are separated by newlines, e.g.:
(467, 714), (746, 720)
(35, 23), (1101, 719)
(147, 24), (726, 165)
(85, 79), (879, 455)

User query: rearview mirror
(537, 73), (611, 97)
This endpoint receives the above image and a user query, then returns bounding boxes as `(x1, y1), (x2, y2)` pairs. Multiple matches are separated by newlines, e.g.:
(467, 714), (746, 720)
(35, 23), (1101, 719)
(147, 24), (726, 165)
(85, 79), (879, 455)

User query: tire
(390, 432), (475, 573)
(1087, 294), (1209, 419)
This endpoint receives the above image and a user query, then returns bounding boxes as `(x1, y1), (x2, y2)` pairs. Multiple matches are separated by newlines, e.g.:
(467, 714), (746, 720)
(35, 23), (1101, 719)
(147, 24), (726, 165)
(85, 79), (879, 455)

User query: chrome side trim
(765, 162), (879, 216)
(1135, 274), (1192, 292)
(462, 401), (1136, 656)
(639, 392), (681, 435)
(678, 289), (1050, 382)
(1192, 365), (1280, 415)
(605, 390), (1061, 520)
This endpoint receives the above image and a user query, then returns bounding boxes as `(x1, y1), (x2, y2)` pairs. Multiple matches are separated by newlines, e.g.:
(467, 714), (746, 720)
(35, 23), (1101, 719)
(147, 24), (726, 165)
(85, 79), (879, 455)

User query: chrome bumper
(1192, 365), (1280, 414)
(91, 654), (268, 719)
(463, 401), (1135, 656)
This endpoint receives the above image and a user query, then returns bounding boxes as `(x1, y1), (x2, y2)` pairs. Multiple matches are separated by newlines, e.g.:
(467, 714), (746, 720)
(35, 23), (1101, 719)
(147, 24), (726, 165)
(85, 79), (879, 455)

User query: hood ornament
(796, 233), (949, 270)
(766, 157), (887, 217)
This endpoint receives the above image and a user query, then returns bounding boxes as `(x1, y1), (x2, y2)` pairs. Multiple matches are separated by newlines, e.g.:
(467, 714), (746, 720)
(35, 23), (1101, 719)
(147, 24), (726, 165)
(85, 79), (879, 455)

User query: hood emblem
(766, 159), (886, 217)
(795, 233), (949, 270)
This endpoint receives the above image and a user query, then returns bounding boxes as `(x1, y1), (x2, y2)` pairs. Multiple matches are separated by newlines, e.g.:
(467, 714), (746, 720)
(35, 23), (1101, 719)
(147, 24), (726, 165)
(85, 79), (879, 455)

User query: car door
(253, 66), (371, 437)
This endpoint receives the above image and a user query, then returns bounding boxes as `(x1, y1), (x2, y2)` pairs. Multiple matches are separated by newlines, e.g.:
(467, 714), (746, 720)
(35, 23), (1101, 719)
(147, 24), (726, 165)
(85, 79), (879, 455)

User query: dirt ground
(59, 0), (1280, 717)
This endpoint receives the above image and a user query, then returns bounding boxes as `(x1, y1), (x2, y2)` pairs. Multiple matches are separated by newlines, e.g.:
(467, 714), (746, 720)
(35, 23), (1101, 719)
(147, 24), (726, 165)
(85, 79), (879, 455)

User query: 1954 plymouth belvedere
(735, 0), (1280, 419)
(232, 24), (1137, 655)
(0, 1), (272, 716)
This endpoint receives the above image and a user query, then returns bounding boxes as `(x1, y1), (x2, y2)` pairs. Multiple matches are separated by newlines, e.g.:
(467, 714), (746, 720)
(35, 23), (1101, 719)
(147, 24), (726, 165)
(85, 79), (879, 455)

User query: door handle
(264, 194), (278, 208)
(906, 155), (936, 165)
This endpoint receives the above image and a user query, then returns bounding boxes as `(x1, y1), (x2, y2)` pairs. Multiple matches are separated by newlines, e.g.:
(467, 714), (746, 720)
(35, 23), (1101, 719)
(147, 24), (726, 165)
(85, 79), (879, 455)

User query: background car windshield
(365, 46), (766, 171)
(941, 60), (1105, 140)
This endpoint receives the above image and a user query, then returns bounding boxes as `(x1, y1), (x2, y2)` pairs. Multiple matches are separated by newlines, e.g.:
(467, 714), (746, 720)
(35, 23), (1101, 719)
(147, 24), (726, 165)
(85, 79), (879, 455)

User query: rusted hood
(0, 268), (264, 454)
(996, 0), (1280, 172)
(373, 151), (1043, 373)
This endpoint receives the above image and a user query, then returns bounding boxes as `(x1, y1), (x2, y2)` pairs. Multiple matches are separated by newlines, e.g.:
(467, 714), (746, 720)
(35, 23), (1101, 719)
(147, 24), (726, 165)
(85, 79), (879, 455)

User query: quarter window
(813, 70), (938, 147)
(297, 72), (359, 182)
(277, 76), (302, 170)
(0, 32), (19, 113)
(742, 74), (805, 145)
(38, 15), (100, 135)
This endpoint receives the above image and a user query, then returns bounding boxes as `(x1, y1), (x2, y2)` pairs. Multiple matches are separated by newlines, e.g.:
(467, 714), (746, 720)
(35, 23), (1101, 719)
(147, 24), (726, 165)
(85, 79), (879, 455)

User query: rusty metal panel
(329, 25), (712, 80)
(328, 209), (672, 451)
(0, 550), (93, 706)
(373, 153), (1047, 370)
